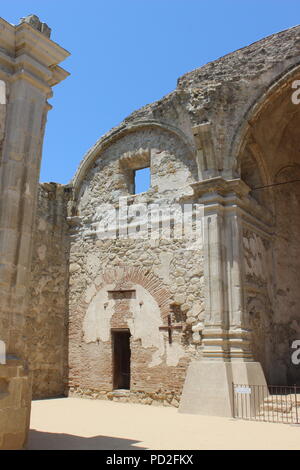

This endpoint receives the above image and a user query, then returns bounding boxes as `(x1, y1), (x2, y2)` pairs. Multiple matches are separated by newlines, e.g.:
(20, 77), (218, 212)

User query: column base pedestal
(0, 358), (32, 450)
(179, 360), (267, 417)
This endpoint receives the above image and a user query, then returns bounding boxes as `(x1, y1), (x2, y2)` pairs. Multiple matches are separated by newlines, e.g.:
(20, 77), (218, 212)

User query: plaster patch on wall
(129, 285), (165, 367)
(243, 230), (270, 285)
(166, 341), (185, 366)
(155, 168), (191, 192)
(37, 245), (46, 261)
(37, 219), (46, 231)
(83, 284), (115, 343)
(153, 253), (173, 283)
(83, 283), (169, 367)
(86, 252), (101, 277)
(85, 283), (97, 303)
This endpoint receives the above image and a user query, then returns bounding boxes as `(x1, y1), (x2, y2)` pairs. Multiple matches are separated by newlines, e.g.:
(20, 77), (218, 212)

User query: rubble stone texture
(1, 14), (300, 447)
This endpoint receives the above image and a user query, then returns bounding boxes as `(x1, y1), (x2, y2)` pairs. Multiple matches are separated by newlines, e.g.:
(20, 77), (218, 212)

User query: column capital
(191, 177), (273, 229)
(0, 16), (69, 93)
(191, 177), (251, 199)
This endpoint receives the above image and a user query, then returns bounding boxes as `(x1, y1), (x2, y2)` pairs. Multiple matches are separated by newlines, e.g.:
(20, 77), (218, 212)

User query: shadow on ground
(28, 429), (147, 450)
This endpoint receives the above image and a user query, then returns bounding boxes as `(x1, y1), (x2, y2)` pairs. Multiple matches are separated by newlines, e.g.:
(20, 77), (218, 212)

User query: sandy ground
(28, 397), (300, 450)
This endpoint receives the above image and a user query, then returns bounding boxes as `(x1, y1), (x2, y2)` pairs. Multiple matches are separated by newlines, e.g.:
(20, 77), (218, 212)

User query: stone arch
(80, 264), (187, 399)
(72, 120), (196, 198)
(274, 163), (300, 184)
(229, 63), (300, 178)
(235, 64), (300, 385)
(240, 139), (272, 208)
(94, 266), (170, 321)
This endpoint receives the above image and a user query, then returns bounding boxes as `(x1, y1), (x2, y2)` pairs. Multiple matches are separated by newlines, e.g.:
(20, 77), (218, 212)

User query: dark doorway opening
(112, 329), (131, 390)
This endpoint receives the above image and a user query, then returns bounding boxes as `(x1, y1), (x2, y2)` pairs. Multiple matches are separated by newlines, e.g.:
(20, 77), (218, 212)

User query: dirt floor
(28, 397), (300, 450)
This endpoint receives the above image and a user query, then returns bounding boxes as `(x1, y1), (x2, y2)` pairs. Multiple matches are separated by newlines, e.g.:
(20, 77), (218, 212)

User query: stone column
(201, 190), (229, 358)
(179, 178), (268, 417)
(0, 15), (69, 449)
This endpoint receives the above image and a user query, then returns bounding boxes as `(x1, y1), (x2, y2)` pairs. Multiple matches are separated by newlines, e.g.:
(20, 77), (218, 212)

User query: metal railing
(232, 383), (300, 424)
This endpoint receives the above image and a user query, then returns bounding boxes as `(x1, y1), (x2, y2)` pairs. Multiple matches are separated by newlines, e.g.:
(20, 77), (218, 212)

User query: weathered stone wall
(3, 21), (297, 420)
(177, 25), (300, 176)
(242, 185), (300, 386)
(239, 65), (300, 386)
(24, 24), (300, 402)
(97, 26), (300, 184)
(76, 126), (198, 211)
(27, 183), (69, 399)
(243, 225), (273, 377)
(68, 240), (204, 405)
(270, 178), (300, 385)
(68, 126), (205, 406)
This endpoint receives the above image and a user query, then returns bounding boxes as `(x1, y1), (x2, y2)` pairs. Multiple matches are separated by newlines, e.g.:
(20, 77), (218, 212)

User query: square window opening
(133, 167), (151, 194)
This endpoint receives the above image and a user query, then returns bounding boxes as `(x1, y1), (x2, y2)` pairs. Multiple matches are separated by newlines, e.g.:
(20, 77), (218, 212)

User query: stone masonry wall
(68, 239), (205, 406)
(271, 179), (300, 385)
(27, 183), (69, 399)
(68, 126), (205, 406)
(76, 126), (198, 211)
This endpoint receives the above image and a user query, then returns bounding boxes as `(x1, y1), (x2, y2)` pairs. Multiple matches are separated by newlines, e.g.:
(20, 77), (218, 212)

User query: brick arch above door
(96, 266), (170, 321)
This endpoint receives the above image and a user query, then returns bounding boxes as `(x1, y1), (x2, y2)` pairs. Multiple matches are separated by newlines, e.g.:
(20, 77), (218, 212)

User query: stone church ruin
(0, 14), (300, 448)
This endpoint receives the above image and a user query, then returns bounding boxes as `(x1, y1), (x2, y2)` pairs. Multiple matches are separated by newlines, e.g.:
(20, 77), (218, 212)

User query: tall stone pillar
(0, 15), (69, 449)
(179, 178), (268, 416)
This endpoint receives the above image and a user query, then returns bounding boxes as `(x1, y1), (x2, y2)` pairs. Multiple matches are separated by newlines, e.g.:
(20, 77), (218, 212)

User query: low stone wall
(69, 386), (180, 407)
(0, 359), (32, 450)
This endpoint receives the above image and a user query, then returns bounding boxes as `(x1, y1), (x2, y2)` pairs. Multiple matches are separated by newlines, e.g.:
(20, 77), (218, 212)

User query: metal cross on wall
(159, 314), (183, 344)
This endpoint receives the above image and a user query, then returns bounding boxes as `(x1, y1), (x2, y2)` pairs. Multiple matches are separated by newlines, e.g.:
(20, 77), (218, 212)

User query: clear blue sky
(2, 1), (300, 184)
